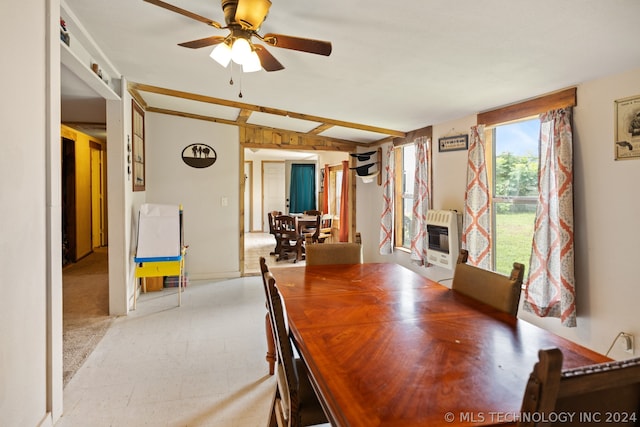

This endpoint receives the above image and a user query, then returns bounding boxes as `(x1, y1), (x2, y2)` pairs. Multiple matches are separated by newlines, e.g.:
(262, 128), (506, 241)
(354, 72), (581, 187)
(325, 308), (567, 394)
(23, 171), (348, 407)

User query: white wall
(146, 113), (240, 279)
(106, 84), (146, 315)
(520, 67), (640, 360)
(357, 67), (640, 360)
(0, 0), (62, 424)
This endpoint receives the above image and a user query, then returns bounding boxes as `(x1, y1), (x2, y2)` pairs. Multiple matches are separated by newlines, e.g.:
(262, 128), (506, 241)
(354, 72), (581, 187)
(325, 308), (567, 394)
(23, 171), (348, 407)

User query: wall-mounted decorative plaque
(182, 143), (217, 168)
(438, 134), (468, 152)
(614, 94), (640, 160)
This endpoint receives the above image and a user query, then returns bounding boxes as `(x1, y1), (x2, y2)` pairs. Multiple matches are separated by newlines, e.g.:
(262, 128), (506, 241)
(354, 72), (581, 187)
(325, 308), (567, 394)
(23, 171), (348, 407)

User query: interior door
(285, 159), (317, 214)
(262, 161), (285, 230)
(90, 142), (105, 248)
(289, 163), (316, 213)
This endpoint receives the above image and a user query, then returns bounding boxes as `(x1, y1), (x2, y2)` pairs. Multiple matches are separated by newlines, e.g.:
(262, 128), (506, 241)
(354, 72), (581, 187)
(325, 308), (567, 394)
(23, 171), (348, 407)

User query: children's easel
(133, 203), (186, 308)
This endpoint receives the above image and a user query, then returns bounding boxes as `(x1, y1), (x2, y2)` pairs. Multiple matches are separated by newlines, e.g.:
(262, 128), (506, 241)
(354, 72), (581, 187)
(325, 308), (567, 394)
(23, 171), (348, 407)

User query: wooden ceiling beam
(129, 81), (406, 138)
(146, 106), (369, 149)
(308, 123), (334, 135)
(129, 86), (148, 110)
(237, 108), (252, 123)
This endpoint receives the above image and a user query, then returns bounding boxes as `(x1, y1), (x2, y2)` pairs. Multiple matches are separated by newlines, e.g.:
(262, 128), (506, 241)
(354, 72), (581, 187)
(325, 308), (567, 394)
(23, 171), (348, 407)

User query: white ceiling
(61, 0), (640, 143)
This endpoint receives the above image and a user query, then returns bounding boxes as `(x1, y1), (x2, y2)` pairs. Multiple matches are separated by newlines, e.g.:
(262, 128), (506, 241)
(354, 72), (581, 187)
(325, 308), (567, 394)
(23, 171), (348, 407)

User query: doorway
(262, 161), (286, 228)
(61, 137), (76, 266)
(60, 127), (111, 385)
(288, 162), (316, 214)
(242, 148), (351, 275)
(244, 161), (253, 232)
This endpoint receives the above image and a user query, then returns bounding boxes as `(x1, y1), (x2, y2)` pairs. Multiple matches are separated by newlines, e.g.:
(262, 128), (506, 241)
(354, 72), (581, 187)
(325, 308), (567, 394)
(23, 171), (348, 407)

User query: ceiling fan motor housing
(221, 0), (271, 31)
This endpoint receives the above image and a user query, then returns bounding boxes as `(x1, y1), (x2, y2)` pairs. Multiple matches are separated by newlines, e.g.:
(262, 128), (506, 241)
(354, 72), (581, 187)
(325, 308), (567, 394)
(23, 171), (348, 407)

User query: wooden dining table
(273, 263), (609, 427)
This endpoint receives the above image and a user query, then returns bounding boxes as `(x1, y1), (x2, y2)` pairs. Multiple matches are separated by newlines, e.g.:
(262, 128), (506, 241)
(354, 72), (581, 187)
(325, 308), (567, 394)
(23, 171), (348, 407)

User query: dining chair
(305, 242), (363, 266)
(451, 249), (524, 316)
(518, 348), (640, 427)
(264, 271), (329, 427)
(268, 211), (283, 255)
(260, 257), (276, 376)
(317, 214), (333, 243)
(275, 215), (304, 263)
(300, 214), (321, 244)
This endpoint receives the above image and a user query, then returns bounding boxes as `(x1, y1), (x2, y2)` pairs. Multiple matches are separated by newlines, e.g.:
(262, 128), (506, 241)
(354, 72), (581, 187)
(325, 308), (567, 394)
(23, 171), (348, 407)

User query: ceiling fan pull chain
(238, 72), (243, 98)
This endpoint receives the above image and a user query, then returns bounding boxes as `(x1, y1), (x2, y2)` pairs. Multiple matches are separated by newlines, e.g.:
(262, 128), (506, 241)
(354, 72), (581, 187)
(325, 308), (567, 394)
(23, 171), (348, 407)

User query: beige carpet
(63, 247), (115, 386)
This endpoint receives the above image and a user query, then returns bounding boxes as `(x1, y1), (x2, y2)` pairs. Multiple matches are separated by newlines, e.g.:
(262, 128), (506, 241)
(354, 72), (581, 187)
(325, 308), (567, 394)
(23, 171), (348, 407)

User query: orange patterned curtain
(462, 125), (491, 269)
(523, 108), (576, 327)
(379, 146), (395, 254)
(410, 137), (431, 265)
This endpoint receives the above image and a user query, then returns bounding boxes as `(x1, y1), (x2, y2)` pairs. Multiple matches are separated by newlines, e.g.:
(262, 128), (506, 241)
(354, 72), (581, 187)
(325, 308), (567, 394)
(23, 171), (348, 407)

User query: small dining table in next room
(273, 263), (609, 427)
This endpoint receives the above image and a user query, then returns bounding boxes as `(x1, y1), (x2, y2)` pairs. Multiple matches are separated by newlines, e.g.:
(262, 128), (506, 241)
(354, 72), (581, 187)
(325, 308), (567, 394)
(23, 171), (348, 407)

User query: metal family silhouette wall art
(182, 143), (217, 168)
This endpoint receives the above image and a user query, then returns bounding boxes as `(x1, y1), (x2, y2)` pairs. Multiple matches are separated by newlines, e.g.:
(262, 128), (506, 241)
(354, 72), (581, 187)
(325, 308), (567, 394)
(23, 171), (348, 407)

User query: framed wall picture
(614, 94), (640, 160)
(132, 100), (146, 191)
(438, 134), (468, 152)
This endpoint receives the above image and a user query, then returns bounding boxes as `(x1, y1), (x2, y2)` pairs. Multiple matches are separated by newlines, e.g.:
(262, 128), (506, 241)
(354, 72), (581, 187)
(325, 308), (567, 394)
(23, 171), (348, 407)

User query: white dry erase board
(135, 203), (181, 259)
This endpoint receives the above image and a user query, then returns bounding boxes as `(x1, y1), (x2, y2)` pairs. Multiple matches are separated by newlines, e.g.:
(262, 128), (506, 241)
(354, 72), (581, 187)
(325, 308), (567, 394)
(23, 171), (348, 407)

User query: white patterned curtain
(410, 137), (431, 265)
(379, 146), (395, 254)
(523, 108), (576, 327)
(462, 125), (491, 269)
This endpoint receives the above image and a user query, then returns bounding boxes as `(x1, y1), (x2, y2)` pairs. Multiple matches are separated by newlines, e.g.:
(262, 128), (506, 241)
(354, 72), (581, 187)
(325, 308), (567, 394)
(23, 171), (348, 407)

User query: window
(487, 118), (540, 275)
(477, 87), (576, 274)
(327, 165), (343, 217)
(394, 144), (415, 249)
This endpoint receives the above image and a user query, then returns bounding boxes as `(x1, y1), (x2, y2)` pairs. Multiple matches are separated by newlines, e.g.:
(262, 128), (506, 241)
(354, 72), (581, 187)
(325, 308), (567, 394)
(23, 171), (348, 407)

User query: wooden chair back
(300, 214), (321, 243)
(259, 256), (269, 289)
(305, 242), (363, 266)
(452, 249), (524, 316)
(317, 214), (333, 243)
(303, 210), (322, 216)
(268, 211), (284, 256)
(268, 211), (283, 234)
(274, 215), (304, 263)
(519, 348), (640, 426)
(264, 271), (328, 427)
(259, 257), (276, 376)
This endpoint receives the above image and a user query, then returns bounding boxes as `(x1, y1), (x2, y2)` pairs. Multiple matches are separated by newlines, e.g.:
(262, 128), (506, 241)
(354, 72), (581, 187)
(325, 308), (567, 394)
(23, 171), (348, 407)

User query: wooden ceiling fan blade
(235, 0), (272, 31)
(178, 36), (226, 49)
(262, 33), (332, 56)
(143, 0), (222, 28)
(254, 45), (284, 72)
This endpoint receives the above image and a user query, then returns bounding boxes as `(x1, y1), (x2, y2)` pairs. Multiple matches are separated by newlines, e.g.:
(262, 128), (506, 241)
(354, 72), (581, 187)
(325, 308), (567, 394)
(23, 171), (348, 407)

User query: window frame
(478, 87), (577, 272)
(394, 143), (415, 249)
(391, 130), (432, 251)
(327, 164), (343, 224)
(485, 117), (540, 273)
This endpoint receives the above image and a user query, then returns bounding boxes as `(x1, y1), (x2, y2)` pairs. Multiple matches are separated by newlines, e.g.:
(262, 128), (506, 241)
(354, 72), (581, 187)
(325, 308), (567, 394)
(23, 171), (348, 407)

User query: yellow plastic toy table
(134, 248), (186, 308)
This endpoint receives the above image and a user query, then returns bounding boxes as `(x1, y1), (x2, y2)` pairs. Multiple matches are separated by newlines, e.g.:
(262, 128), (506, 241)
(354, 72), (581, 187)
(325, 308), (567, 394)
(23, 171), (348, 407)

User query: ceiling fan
(143, 0), (332, 72)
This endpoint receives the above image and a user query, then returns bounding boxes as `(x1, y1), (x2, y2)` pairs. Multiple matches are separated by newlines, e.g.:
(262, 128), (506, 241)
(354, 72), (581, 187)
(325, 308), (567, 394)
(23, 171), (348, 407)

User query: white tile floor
(56, 277), (276, 427)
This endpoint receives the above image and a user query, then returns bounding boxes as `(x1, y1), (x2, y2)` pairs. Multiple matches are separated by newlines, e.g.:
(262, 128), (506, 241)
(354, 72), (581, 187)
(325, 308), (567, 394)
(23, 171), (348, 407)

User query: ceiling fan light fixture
(210, 41), (232, 67)
(242, 49), (262, 72)
(231, 37), (252, 64)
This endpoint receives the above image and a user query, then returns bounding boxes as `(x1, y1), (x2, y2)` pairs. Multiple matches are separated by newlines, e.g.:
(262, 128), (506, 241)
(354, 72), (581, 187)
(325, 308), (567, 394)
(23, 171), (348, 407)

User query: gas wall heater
(425, 210), (463, 270)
